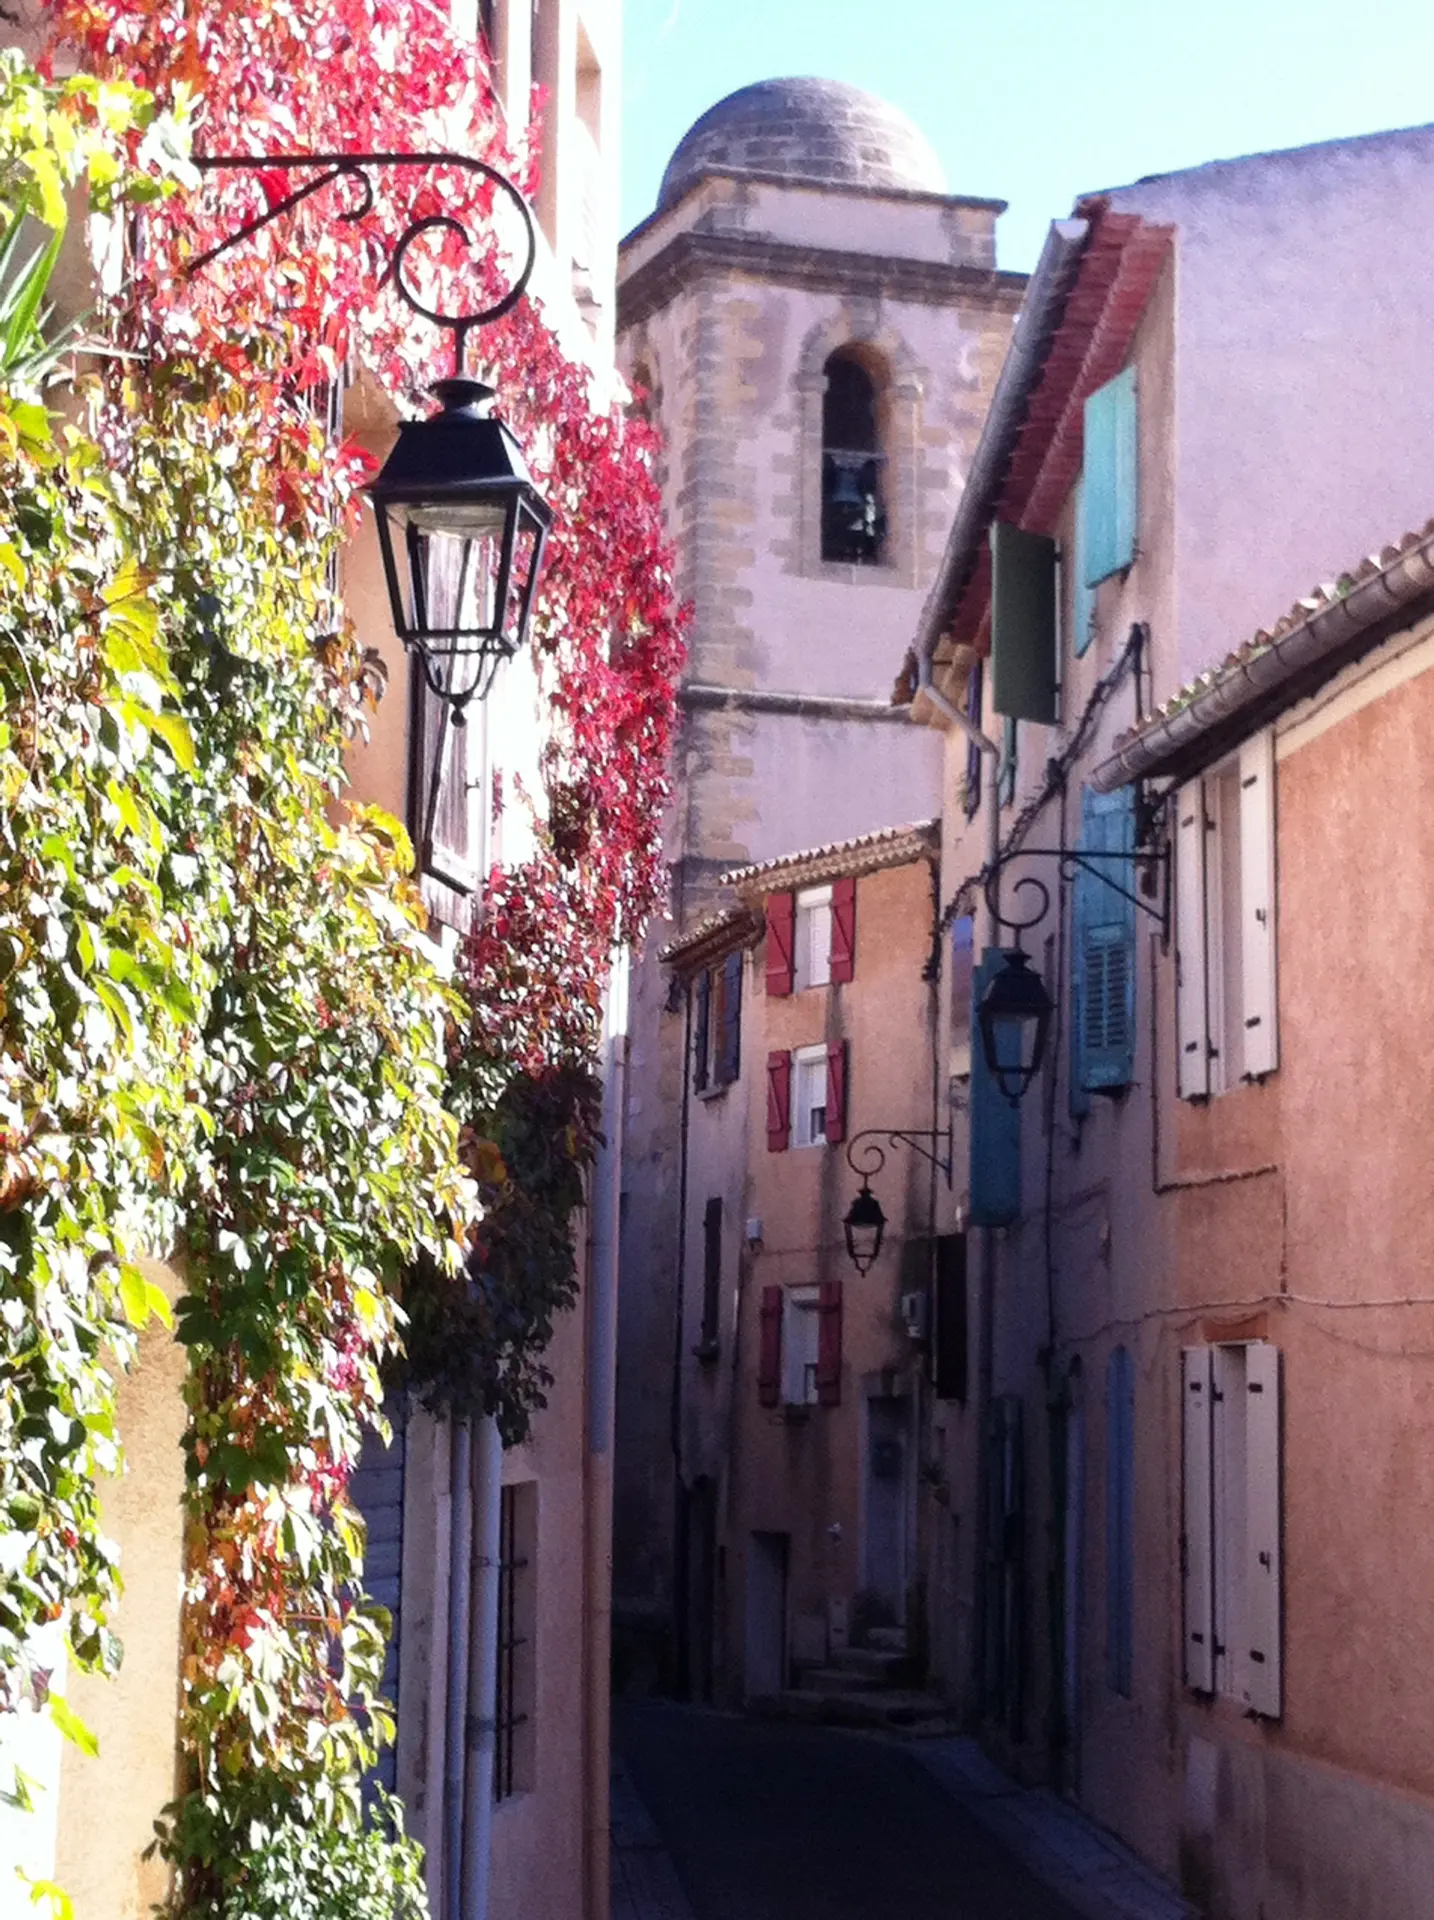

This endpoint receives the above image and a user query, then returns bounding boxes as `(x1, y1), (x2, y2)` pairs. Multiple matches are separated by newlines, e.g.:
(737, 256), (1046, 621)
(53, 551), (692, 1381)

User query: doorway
(744, 1531), (789, 1699)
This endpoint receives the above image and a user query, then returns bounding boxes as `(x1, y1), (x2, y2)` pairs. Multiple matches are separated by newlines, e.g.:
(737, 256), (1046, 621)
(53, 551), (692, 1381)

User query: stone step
(800, 1665), (891, 1696)
(827, 1645), (915, 1683)
(864, 1626), (908, 1653)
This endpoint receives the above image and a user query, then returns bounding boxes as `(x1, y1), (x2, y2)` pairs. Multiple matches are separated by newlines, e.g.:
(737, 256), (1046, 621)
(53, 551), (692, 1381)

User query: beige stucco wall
(50, 1263), (187, 1920)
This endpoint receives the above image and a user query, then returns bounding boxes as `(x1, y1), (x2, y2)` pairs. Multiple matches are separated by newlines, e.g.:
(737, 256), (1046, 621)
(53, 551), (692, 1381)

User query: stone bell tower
(611, 75), (1025, 1673)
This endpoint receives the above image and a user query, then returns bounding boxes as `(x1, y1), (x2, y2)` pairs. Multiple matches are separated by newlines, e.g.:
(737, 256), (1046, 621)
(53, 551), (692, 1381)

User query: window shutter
(1238, 732), (1278, 1080)
(1243, 1341), (1282, 1718)
(765, 892), (795, 997)
(1073, 786), (1137, 1093)
(964, 660), (984, 820)
(1081, 366), (1138, 586)
(1175, 779), (1211, 1100)
(816, 1281), (843, 1407)
(969, 948), (1021, 1227)
(700, 1197), (722, 1350)
(1181, 1348), (1216, 1693)
(1105, 1346), (1134, 1697)
(998, 715), (1018, 807)
(990, 521), (1058, 723)
(830, 875), (856, 984)
(933, 1234), (968, 1403)
(718, 950), (742, 1084)
(766, 1050), (791, 1153)
(692, 970), (711, 1093)
(824, 1040), (847, 1144)
(758, 1286), (782, 1407)
(1070, 478), (1095, 658)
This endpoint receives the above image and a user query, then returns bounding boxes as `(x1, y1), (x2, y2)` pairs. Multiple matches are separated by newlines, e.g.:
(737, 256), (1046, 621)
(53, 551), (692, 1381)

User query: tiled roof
(1089, 520), (1434, 791)
(658, 904), (761, 970)
(721, 819), (939, 894)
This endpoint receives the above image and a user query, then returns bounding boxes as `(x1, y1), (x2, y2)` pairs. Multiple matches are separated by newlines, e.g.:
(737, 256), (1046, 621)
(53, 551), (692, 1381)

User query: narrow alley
(612, 1704), (1182, 1920)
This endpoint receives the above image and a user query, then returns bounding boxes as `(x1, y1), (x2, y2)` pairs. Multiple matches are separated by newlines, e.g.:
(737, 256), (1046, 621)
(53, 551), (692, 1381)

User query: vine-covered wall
(0, 0), (683, 1909)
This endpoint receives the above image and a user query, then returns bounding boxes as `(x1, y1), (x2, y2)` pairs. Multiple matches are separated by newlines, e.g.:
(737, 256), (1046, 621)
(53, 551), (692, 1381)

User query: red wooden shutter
(824, 1040), (847, 1144)
(758, 1286), (782, 1407)
(766, 1050), (792, 1152)
(830, 875), (856, 983)
(765, 892), (795, 997)
(816, 1281), (843, 1406)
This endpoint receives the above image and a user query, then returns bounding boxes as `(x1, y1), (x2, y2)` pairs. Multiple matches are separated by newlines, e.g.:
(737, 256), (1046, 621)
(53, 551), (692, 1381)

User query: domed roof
(657, 77), (947, 212)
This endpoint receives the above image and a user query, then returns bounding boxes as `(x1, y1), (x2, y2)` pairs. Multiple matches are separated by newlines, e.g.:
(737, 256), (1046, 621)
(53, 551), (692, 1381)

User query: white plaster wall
(1107, 122), (1434, 688)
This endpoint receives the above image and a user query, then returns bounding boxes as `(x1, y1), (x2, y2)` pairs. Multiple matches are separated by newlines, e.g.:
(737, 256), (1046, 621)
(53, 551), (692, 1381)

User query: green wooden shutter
(998, 715), (1018, 808)
(990, 521), (1057, 723)
(1081, 367), (1138, 586)
(1072, 785), (1137, 1094)
(969, 947), (1021, 1227)
(1070, 477), (1095, 659)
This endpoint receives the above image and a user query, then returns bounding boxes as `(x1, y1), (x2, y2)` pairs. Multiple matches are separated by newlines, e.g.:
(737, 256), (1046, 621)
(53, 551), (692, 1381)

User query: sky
(619, 0), (1434, 271)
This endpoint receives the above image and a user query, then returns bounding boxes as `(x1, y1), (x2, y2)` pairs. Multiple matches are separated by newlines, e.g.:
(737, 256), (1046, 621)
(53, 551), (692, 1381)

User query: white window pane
(792, 1050), (828, 1148)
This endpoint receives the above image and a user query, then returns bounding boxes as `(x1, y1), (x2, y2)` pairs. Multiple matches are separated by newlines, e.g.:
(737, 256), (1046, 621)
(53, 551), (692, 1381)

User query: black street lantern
(369, 377), (553, 719)
(978, 947), (1055, 1106)
(843, 1182), (887, 1276)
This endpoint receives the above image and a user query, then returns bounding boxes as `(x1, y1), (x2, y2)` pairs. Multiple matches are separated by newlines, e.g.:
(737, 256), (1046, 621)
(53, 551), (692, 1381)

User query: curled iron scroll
(982, 865), (1051, 936)
(844, 1135), (890, 1182)
(189, 150), (539, 366)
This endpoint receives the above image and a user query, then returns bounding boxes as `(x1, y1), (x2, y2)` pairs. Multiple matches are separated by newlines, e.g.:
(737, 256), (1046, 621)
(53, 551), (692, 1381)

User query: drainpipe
(461, 1414), (503, 1920)
(584, 954), (628, 1920)
(915, 646), (1002, 1713)
(443, 1419), (474, 1920)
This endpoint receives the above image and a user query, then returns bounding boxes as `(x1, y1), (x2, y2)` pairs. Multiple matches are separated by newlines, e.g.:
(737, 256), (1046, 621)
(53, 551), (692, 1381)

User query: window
(409, 661), (490, 929)
(758, 1283), (843, 1408)
(1175, 732), (1277, 1097)
(782, 1286), (822, 1405)
(1182, 1342), (1282, 1718)
(989, 519), (1057, 724)
(1105, 1346), (1134, 1697)
(1081, 365), (1138, 586)
(697, 1196), (722, 1357)
(795, 886), (832, 991)
(791, 1045), (828, 1148)
(821, 351), (885, 564)
(1070, 785), (1137, 1108)
(692, 950), (742, 1094)
(494, 1481), (537, 1799)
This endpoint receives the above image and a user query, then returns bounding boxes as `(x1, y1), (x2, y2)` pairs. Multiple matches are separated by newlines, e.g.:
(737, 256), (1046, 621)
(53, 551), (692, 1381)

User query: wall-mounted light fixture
(841, 1126), (952, 1276)
(974, 821), (1168, 1105)
(189, 151), (551, 731)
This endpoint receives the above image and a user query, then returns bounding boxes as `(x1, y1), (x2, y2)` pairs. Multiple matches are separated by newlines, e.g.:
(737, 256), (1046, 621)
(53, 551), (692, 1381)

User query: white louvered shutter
(1243, 1340), (1282, 1718)
(1181, 1347), (1215, 1693)
(1238, 731), (1278, 1079)
(1175, 780), (1210, 1099)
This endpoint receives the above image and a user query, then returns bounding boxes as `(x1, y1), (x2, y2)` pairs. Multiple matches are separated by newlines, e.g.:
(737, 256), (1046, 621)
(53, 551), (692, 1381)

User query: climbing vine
(0, 0), (684, 1910)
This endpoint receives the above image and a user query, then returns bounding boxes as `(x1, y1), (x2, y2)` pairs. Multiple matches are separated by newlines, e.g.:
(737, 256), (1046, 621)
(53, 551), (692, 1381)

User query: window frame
(794, 885), (833, 993)
(790, 1043), (828, 1149)
(781, 1285), (823, 1406)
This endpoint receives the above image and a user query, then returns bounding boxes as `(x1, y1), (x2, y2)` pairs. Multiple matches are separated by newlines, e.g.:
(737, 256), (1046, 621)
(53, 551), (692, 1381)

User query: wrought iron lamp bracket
(980, 839), (1170, 941)
(845, 1126), (953, 1190)
(189, 150), (538, 371)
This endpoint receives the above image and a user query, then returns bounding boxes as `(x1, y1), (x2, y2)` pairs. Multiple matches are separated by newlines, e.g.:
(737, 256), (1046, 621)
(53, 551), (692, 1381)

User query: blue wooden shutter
(969, 947), (1021, 1227)
(1081, 367), (1138, 586)
(1105, 1346), (1134, 1697)
(1072, 785), (1137, 1095)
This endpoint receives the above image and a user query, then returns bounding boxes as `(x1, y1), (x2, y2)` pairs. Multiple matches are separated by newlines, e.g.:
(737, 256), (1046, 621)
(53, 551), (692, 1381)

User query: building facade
(1, 4), (628, 1918)
(612, 78), (1024, 1681)
(910, 123), (1434, 1920)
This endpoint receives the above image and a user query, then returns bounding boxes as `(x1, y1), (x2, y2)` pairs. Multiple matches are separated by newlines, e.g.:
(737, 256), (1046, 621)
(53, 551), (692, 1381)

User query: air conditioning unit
(899, 1291), (928, 1342)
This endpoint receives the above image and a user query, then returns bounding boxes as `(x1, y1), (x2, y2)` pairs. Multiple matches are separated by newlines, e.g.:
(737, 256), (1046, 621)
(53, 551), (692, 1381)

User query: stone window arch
(821, 349), (885, 565)
(793, 316), (924, 587)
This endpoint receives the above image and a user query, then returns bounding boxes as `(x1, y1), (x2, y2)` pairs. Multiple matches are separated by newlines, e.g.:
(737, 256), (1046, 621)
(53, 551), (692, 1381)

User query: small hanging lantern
(978, 947), (1055, 1105)
(369, 376), (552, 719)
(843, 1181), (888, 1276)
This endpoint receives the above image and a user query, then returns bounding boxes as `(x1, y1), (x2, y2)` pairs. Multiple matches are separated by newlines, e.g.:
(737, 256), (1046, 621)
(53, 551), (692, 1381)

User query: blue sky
(620, 0), (1434, 270)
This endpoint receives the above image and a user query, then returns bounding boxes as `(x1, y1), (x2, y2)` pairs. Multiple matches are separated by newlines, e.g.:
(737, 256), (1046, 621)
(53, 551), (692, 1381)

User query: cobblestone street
(612, 1703), (1185, 1920)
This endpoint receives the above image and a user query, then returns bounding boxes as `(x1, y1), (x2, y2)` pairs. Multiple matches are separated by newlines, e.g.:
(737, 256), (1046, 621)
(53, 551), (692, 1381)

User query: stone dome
(657, 77), (947, 212)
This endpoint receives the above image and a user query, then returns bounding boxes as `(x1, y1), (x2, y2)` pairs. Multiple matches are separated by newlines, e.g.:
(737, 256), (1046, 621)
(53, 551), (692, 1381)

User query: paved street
(613, 1702), (1086, 1920)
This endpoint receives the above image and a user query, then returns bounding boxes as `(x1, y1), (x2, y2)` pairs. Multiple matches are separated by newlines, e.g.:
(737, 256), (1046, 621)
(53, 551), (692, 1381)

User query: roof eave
(1089, 529), (1434, 791)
